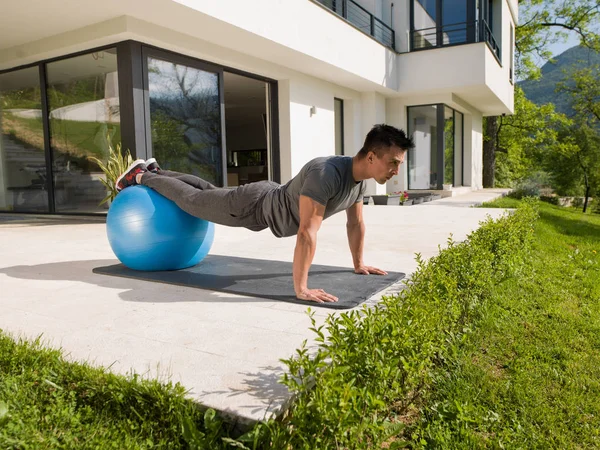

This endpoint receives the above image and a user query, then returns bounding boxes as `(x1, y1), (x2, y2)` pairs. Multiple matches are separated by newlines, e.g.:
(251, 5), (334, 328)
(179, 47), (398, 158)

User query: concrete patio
(0, 189), (510, 428)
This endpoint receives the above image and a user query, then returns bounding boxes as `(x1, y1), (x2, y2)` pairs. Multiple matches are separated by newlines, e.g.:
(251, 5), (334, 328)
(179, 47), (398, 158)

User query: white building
(0, 0), (517, 215)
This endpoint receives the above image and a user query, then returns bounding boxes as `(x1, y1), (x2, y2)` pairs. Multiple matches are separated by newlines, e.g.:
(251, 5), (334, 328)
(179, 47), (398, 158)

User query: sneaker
(115, 159), (147, 191)
(145, 158), (161, 173)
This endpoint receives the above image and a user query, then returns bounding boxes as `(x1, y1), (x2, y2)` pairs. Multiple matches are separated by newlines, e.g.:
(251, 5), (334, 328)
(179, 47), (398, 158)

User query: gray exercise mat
(93, 255), (405, 310)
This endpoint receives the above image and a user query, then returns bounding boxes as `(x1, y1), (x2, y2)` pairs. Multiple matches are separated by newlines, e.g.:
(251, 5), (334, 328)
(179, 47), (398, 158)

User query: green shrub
(240, 200), (539, 449)
(509, 171), (551, 200)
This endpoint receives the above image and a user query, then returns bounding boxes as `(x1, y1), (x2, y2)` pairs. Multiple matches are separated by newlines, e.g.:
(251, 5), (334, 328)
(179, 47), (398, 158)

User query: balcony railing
(411, 20), (501, 61)
(315, 0), (395, 50)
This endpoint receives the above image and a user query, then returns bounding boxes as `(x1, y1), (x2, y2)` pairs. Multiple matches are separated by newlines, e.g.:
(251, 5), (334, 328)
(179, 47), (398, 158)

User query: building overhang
(396, 43), (514, 116)
(0, 0), (399, 96)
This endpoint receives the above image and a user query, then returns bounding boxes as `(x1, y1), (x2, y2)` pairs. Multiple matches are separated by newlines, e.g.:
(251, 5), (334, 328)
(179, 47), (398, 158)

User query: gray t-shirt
(258, 156), (366, 238)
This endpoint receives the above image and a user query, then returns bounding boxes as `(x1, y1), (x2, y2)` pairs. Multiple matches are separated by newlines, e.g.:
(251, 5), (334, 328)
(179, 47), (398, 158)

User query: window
(408, 105), (438, 189)
(46, 48), (121, 213)
(146, 55), (223, 186)
(454, 111), (464, 186)
(408, 104), (464, 189)
(334, 98), (344, 156)
(0, 67), (48, 212)
(444, 106), (454, 186)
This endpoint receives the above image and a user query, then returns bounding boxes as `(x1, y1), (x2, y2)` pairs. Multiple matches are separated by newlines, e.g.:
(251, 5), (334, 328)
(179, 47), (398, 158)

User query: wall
(282, 75), (365, 181)
(385, 97), (408, 191)
(484, 0), (515, 110)
(398, 44), (486, 94)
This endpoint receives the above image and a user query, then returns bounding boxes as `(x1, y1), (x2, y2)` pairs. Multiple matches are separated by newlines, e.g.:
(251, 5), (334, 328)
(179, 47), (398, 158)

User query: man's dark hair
(357, 124), (414, 159)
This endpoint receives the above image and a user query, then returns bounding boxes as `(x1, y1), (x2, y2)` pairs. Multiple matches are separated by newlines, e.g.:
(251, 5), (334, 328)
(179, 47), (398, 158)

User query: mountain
(518, 45), (600, 117)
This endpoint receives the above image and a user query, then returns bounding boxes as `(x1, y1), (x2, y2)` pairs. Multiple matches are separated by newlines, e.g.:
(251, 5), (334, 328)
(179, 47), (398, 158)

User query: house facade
(0, 0), (517, 215)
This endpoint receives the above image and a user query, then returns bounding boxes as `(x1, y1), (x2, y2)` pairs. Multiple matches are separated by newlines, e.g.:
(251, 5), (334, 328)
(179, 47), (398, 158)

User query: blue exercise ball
(106, 185), (214, 271)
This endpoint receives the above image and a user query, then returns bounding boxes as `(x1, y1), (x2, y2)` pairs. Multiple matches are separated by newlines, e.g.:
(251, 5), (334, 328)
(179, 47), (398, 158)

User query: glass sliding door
(413, 0), (438, 48)
(408, 105), (438, 189)
(408, 104), (464, 189)
(46, 48), (120, 213)
(223, 71), (269, 186)
(412, 0), (478, 50)
(0, 67), (48, 212)
(442, 0), (469, 45)
(146, 54), (223, 186)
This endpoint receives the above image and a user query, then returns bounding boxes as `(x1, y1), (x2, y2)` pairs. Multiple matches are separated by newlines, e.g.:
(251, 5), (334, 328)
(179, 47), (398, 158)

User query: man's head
(356, 124), (414, 184)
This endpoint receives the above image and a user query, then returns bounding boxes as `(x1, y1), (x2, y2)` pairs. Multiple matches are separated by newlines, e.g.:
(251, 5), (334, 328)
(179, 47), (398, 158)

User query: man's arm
(293, 195), (338, 303)
(346, 201), (366, 269)
(346, 201), (388, 276)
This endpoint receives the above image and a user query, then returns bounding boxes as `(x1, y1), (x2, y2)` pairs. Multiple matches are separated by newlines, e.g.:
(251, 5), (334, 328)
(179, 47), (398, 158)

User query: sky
(545, 33), (581, 60)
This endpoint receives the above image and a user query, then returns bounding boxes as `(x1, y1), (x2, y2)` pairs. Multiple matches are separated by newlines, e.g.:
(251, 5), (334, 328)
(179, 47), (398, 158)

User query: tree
(483, 0), (600, 188)
(544, 121), (600, 212)
(491, 86), (568, 187)
(549, 64), (600, 212)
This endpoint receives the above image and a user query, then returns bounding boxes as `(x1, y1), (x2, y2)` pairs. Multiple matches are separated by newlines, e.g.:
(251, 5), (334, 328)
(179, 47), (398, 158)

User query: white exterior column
(462, 111), (483, 189)
(277, 79), (292, 183)
(361, 91), (387, 195)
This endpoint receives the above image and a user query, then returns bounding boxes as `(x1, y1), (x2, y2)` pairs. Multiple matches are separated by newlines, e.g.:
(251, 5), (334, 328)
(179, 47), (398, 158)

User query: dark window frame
(334, 97), (345, 156)
(142, 46), (227, 186)
(0, 42), (121, 215)
(0, 40), (281, 215)
(407, 103), (464, 190)
(410, 0), (501, 64)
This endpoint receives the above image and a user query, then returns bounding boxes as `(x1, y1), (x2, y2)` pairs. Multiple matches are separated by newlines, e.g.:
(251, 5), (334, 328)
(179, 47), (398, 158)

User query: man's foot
(115, 159), (147, 191)
(145, 158), (161, 173)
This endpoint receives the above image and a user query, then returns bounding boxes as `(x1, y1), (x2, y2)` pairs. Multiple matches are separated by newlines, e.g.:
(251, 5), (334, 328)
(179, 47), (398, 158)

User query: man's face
(370, 146), (406, 184)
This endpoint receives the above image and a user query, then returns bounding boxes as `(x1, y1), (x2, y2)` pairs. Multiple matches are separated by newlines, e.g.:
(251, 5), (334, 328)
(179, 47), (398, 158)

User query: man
(115, 124), (414, 304)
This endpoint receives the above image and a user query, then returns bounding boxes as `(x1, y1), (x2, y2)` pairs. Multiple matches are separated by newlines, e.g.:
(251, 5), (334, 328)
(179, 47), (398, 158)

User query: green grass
(409, 199), (600, 448)
(0, 334), (232, 449)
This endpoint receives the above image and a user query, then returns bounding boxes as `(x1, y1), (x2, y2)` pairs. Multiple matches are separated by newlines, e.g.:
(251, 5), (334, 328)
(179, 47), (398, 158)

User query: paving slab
(0, 190), (510, 426)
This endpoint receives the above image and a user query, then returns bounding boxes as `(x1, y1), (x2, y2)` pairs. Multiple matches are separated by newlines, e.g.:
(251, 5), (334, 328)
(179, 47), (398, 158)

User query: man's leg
(155, 170), (218, 190)
(139, 172), (269, 229)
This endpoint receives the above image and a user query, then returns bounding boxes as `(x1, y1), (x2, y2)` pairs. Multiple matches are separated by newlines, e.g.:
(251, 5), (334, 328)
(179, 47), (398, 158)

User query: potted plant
(87, 139), (134, 206)
(398, 190), (412, 206)
(372, 193), (401, 205)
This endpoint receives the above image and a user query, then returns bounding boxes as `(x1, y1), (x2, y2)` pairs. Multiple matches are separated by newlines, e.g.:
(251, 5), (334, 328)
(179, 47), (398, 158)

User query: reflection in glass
(0, 67), (48, 212)
(148, 57), (222, 186)
(408, 105), (438, 189)
(454, 112), (463, 186)
(444, 106), (454, 186)
(442, 0), (468, 45)
(413, 0), (437, 48)
(46, 48), (120, 213)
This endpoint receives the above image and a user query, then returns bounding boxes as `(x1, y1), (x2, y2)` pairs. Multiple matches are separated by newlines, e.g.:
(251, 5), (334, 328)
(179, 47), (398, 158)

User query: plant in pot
(398, 190), (411, 205)
(372, 192), (401, 205)
(87, 139), (134, 206)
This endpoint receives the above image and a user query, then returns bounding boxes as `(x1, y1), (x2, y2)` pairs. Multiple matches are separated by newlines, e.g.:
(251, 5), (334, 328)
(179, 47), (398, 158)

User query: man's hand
(354, 265), (388, 275)
(296, 288), (339, 303)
